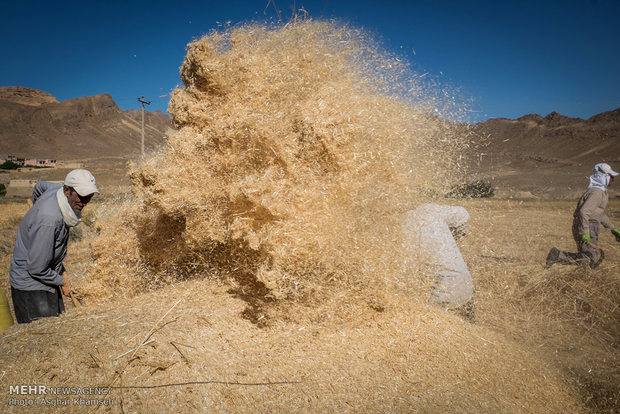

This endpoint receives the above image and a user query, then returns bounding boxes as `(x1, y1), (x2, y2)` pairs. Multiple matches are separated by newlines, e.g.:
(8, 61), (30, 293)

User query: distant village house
(5, 155), (56, 168)
(24, 158), (57, 167)
(7, 155), (25, 165)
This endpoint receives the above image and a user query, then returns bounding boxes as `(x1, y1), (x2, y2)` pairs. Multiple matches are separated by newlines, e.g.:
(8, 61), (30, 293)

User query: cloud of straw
(84, 20), (466, 309)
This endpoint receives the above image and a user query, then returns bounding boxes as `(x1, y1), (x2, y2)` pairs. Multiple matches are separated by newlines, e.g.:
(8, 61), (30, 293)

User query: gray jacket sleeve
(26, 217), (64, 286)
(32, 181), (61, 204)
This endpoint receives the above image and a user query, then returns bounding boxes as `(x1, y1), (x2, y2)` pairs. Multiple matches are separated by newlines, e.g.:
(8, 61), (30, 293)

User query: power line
(138, 96), (152, 159)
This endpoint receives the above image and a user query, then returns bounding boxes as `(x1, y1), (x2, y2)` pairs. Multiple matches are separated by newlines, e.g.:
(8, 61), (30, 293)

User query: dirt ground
(0, 197), (618, 413)
(1, 158), (133, 197)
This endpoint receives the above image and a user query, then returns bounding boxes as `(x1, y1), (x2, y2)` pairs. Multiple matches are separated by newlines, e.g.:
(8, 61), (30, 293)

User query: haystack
(80, 20), (464, 311)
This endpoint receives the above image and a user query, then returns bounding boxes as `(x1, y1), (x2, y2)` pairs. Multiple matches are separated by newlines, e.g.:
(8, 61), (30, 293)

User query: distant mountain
(0, 86), (58, 106)
(0, 87), (170, 159)
(469, 108), (620, 197)
(2, 87), (617, 198)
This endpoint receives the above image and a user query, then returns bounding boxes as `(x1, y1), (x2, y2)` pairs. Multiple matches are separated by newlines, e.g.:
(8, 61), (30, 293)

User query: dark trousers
(556, 220), (602, 265)
(11, 287), (65, 324)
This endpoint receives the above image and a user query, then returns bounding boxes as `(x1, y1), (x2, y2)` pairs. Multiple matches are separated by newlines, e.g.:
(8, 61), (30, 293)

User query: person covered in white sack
(403, 203), (474, 319)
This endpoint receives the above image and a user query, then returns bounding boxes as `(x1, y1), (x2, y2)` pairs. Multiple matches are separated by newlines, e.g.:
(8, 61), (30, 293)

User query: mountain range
(1, 86), (618, 197)
(0, 86), (169, 160)
(471, 108), (620, 197)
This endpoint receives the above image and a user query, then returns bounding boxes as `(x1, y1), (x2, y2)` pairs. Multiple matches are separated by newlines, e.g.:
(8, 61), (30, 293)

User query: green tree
(0, 161), (20, 170)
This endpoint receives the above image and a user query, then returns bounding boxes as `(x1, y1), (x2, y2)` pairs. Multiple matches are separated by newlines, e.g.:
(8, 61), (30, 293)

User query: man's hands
(61, 274), (72, 296)
(580, 233), (592, 243)
(612, 228), (620, 242)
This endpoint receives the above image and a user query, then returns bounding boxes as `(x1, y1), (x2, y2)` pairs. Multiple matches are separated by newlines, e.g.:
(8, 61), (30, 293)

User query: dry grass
(2, 197), (617, 413)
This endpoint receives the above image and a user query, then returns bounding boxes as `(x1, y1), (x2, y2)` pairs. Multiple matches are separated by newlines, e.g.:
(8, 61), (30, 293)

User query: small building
(7, 155), (25, 166)
(24, 158), (57, 168)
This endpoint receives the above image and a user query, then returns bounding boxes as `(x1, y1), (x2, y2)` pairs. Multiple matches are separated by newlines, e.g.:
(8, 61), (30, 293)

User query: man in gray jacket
(9, 169), (98, 323)
(546, 162), (620, 269)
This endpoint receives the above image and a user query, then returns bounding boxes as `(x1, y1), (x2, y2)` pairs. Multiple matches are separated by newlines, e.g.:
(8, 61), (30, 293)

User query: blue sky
(1, 0), (618, 121)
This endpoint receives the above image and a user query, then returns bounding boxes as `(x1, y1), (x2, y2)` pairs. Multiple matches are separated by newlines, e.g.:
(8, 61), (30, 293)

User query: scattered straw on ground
(0, 280), (584, 413)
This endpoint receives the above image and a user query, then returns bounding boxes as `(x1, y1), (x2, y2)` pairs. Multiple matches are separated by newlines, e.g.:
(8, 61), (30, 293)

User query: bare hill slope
(0, 86), (58, 106)
(0, 87), (170, 159)
(470, 108), (620, 198)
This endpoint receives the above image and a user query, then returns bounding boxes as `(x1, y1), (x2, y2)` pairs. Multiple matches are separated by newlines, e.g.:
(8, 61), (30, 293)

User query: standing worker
(8, 170), (98, 323)
(546, 163), (620, 269)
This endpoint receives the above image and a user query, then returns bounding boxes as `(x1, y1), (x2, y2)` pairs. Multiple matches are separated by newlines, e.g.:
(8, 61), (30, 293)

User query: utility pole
(138, 96), (152, 158)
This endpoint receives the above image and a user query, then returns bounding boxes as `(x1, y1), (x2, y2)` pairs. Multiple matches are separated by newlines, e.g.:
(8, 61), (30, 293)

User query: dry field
(461, 198), (619, 412)
(0, 197), (617, 413)
(1, 158), (133, 197)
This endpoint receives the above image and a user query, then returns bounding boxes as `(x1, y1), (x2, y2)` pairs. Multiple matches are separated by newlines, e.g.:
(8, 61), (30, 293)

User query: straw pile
(0, 280), (585, 413)
(81, 20), (464, 315)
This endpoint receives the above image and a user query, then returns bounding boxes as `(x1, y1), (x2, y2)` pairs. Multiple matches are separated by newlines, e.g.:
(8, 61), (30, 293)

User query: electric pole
(138, 96), (152, 158)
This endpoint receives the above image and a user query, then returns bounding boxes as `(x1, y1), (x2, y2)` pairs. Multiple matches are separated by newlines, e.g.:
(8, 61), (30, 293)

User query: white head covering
(588, 163), (618, 190)
(56, 189), (80, 227)
(594, 162), (619, 177)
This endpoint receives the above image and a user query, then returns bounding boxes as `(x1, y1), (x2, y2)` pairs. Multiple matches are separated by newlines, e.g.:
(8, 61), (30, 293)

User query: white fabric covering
(56, 188), (80, 227)
(403, 203), (473, 308)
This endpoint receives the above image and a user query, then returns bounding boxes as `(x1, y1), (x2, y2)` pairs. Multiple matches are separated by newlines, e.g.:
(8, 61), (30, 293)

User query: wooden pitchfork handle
(69, 292), (81, 308)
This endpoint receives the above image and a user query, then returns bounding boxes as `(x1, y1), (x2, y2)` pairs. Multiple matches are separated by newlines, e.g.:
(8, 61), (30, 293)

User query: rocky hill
(469, 108), (620, 198)
(0, 86), (58, 106)
(0, 87), (170, 159)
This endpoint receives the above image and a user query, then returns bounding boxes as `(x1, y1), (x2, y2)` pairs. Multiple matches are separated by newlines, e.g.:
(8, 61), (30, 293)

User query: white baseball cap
(64, 169), (99, 196)
(594, 163), (619, 177)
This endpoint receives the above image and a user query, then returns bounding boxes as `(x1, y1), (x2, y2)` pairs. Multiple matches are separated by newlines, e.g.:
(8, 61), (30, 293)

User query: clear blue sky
(1, 0), (619, 121)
